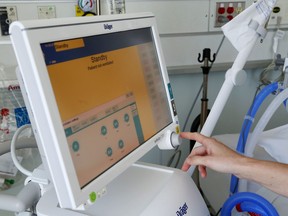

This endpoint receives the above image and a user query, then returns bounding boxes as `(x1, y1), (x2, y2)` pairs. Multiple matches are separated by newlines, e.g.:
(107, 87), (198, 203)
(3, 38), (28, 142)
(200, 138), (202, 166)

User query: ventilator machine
(2, 12), (210, 215)
(0, 0), (287, 215)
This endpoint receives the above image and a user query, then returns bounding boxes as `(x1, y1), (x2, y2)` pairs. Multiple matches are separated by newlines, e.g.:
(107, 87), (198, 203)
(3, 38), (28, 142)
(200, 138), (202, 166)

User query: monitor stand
(36, 162), (210, 216)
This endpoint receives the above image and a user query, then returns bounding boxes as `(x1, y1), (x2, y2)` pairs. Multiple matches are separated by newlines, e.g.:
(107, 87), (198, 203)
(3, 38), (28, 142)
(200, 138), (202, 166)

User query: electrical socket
(37, 6), (56, 19)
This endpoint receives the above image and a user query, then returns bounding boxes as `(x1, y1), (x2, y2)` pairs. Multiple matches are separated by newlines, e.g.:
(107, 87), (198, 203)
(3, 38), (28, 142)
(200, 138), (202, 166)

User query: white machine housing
(37, 162), (210, 216)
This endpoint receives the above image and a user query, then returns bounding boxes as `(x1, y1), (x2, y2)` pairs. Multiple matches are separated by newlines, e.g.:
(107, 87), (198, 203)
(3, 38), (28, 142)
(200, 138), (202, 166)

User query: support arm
(0, 182), (40, 213)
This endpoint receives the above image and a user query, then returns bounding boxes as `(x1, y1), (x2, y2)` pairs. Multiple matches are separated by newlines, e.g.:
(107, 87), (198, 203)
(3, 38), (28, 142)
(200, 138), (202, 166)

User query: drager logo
(104, 24), (113, 30)
(176, 203), (188, 216)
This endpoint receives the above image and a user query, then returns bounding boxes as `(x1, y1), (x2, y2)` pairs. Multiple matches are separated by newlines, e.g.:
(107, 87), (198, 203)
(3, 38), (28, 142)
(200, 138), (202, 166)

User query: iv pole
(198, 49), (216, 130)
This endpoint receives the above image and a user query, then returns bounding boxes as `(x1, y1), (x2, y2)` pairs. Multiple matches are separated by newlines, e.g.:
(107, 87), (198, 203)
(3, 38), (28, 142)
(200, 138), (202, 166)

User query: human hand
(181, 132), (244, 178)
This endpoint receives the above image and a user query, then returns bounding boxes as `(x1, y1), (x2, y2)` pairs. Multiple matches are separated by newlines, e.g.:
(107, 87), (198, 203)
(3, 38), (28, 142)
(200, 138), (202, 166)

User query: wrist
(231, 156), (255, 179)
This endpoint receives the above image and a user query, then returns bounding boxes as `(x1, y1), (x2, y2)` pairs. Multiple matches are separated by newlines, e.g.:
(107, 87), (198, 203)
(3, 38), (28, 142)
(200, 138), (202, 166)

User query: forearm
(234, 157), (288, 197)
(181, 132), (288, 197)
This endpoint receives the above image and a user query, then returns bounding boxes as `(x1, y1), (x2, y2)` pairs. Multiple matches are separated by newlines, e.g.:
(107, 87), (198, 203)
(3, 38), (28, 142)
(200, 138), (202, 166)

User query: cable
(182, 83), (203, 132)
(166, 149), (181, 168)
(211, 35), (225, 69)
(215, 208), (222, 216)
(10, 124), (33, 177)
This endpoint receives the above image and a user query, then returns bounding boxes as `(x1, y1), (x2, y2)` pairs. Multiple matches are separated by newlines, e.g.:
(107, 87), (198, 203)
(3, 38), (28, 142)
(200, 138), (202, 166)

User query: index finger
(180, 132), (209, 146)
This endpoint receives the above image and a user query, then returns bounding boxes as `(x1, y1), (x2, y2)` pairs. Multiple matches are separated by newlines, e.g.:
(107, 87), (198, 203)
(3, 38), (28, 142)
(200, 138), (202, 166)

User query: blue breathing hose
(230, 82), (280, 194)
(221, 192), (279, 216)
(237, 82), (279, 153)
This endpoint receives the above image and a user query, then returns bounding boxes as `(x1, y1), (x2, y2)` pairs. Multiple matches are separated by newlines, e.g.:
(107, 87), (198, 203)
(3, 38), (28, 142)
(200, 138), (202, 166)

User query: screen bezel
(10, 13), (179, 209)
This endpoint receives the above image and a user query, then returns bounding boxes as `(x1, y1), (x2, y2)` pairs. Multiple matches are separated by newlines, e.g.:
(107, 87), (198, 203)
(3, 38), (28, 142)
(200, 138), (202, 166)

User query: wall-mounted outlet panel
(267, 0), (288, 29)
(0, 6), (17, 36)
(210, 0), (288, 31)
(209, 0), (247, 32)
(37, 5), (56, 19)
